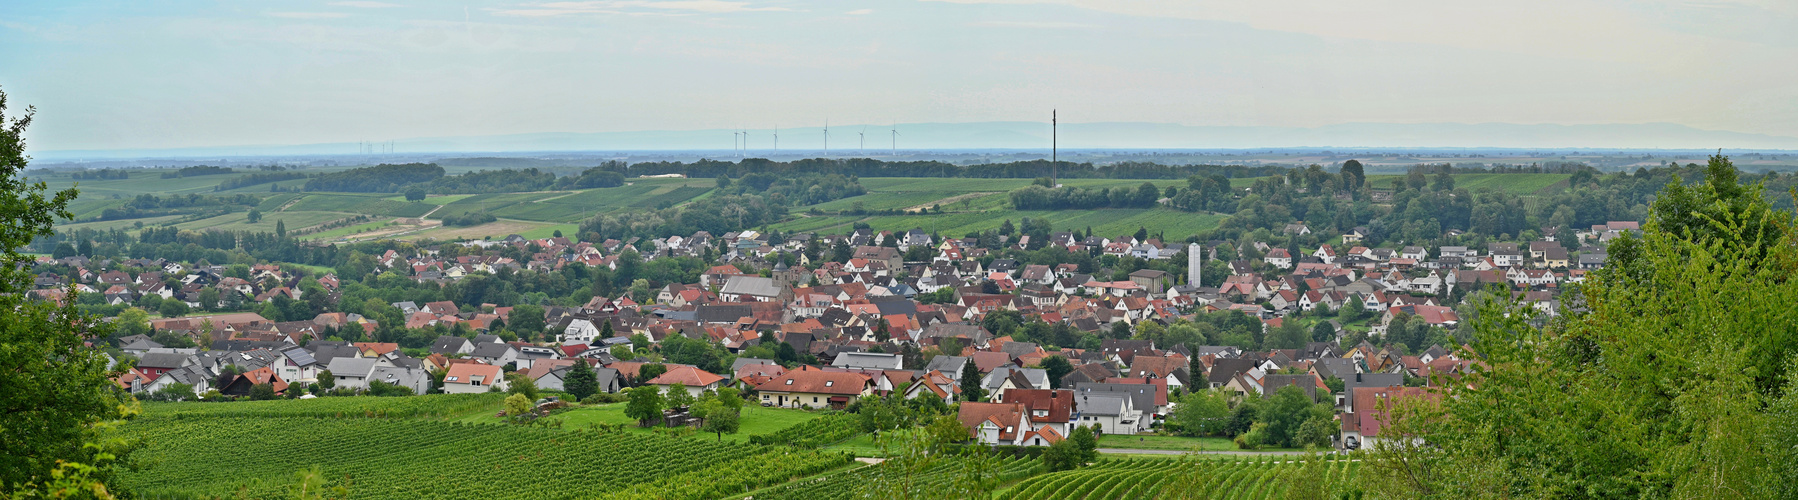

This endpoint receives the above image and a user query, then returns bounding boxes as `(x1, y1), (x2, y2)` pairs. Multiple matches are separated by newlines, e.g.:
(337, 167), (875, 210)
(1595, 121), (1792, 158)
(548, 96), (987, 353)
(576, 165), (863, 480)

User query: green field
(284, 193), (437, 217)
(996, 455), (1359, 500)
(123, 395), (854, 499)
(174, 210), (362, 234)
(1097, 434), (1300, 452)
(776, 209), (1227, 240)
(1364, 173), (1569, 195)
(120, 415), (848, 499)
(455, 401), (824, 444)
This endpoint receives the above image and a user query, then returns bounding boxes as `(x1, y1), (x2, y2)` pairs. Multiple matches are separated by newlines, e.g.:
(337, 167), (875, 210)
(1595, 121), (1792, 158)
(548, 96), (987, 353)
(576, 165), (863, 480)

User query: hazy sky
(3, 0), (1796, 151)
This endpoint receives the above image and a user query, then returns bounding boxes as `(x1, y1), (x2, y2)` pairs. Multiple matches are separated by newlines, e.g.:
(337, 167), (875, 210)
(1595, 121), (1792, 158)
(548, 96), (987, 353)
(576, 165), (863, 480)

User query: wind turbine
(822, 119), (830, 156)
(859, 126), (866, 154)
(773, 126), (779, 155)
(890, 121), (899, 156)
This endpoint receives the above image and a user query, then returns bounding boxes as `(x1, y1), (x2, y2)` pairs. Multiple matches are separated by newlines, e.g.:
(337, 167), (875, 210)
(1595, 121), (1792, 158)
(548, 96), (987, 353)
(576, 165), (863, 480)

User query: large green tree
(563, 359), (599, 402)
(624, 386), (663, 427)
(1362, 155), (1798, 498)
(0, 86), (131, 492)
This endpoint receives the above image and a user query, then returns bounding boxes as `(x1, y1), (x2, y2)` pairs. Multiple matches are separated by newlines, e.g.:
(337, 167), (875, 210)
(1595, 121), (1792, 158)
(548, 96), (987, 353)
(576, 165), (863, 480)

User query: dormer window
(825, 381), (834, 387)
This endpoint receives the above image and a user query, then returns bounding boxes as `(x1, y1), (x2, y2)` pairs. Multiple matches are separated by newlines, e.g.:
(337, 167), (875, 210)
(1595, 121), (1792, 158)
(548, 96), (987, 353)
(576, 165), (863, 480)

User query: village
(39, 218), (1642, 452)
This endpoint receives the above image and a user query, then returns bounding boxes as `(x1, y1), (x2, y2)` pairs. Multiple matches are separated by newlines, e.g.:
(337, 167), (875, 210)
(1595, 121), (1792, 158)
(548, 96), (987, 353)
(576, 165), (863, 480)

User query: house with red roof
(753, 366), (872, 409)
(442, 363), (507, 394)
(646, 365), (727, 400)
(1341, 386), (1441, 450)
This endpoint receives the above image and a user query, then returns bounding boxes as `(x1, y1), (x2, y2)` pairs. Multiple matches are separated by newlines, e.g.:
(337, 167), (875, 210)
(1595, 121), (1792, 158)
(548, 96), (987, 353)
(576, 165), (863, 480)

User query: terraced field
(998, 456), (1360, 500)
(751, 454), (1044, 500)
(283, 193), (436, 217)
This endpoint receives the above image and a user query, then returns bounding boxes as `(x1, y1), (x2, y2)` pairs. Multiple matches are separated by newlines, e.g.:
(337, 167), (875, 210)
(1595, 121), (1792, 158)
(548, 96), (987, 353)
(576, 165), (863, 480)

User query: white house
(442, 363), (508, 394)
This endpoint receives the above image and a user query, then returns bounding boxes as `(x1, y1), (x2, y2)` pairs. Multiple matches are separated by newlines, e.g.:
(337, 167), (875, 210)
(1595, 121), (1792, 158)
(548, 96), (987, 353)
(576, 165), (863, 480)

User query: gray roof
(158, 365), (213, 387)
(1313, 358), (1360, 380)
(369, 366), (426, 394)
(473, 334), (502, 344)
(310, 344), (361, 366)
(1074, 382), (1157, 412)
(695, 304), (753, 324)
(325, 357), (379, 378)
(1262, 374), (1321, 400)
(281, 347), (318, 367)
(720, 276), (784, 298)
(923, 356), (969, 379)
(731, 358), (777, 371)
(832, 351), (904, 370)
(1074, 393), (1129, 417)
(119, 336), (162, 351)
(984, 365), (1048, 390)
(1341, 372), (1405, 395)
(471, 343), (517, 359)
(431, 336), (469, 354)
(138, 352), (194, 369)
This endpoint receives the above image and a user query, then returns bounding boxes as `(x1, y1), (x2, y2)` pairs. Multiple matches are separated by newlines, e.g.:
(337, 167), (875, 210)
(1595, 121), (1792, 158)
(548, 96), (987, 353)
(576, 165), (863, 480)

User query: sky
(2, 0), (1796, 152)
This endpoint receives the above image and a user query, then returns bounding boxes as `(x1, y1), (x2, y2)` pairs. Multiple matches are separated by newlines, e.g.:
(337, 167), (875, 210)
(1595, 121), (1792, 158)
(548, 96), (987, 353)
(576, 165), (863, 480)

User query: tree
(1263, 385), (1327, 448)
(563, 360), (598, 402)
(249, 383), (278, 401)
(1340, 295), (1366, 323)
(159, 299), (189, 318)
(504, 393), (534, 419)
(506, 372), (539, 401)
(114, 307), (152, 338)
(1046, 424), (1099, 471)
(923, 414), (969, 446)
(404, 186), (427, 201)
(508, 304), (546, 337)
(1311, 321), (1336, 343)
(1340, 159), (1365, 190)
(198, 287), (219, 311)
(1171, 389), (1231, 436)
(0, 86), (130, 490)
(316, 370), (335, 390)
(1361, 157), (1798, 498)
(276, 219), (286, 238)
(1267, 321), (1308, 349)
(50, 242), (75, 259)
(959, 360), (984, 402)
(700, 402), (739, 441)
(247, 208), (262, 223)
(624, 386), (663, 427)
(664, 382), (694, 409)
(1040, 355), (1073, 389)
(637, 363), (666, 384)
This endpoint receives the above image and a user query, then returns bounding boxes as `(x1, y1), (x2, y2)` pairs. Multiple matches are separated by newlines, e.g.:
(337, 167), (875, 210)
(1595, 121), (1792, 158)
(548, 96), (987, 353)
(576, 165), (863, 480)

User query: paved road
(1098, 448), (1309, 456)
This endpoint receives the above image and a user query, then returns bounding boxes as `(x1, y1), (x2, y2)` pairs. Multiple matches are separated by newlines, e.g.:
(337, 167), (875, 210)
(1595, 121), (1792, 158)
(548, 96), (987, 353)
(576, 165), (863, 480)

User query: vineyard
(746, 412), (862, 448)
(750, 454), (1044, 500)
(142, 393), (505, 420)
(997, 455), (1360, 500)
(120, 416), (850, 499)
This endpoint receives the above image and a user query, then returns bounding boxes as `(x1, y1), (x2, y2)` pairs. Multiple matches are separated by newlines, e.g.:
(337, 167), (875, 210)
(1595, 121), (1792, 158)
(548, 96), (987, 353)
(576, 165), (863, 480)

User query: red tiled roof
(646, 365), (726, 387)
